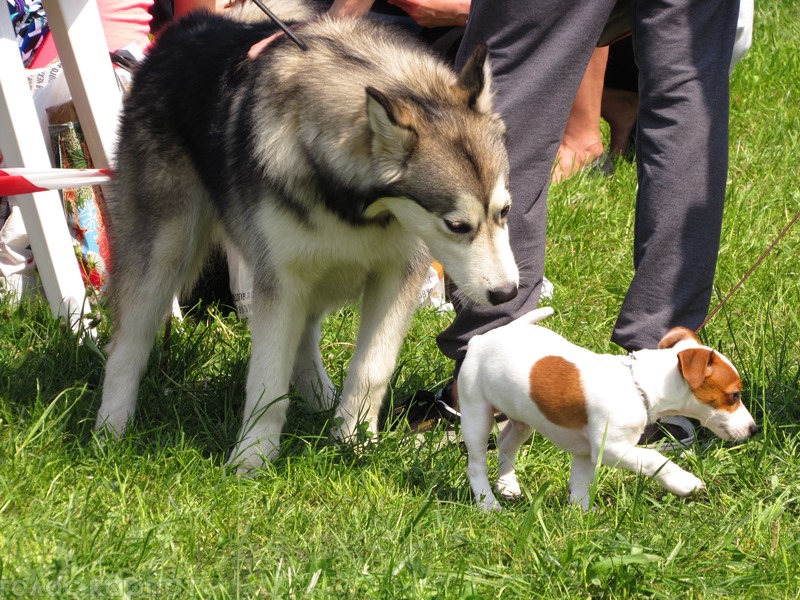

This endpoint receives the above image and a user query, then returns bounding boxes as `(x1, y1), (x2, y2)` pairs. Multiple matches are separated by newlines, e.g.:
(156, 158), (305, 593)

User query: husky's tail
(508, 306), (554, 327)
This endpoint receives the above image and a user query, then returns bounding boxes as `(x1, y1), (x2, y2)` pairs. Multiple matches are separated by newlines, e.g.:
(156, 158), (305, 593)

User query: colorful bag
(48, 117), (110, 294)
(7, 0), (49, 67)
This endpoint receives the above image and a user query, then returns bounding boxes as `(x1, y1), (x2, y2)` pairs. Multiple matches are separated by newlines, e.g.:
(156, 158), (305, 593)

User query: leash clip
(252, 0), (308, 51)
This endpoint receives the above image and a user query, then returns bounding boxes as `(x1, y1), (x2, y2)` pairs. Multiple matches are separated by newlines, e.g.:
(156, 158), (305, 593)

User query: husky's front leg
(292, 317), (338, 411)
(228, 288), (307, 473)
(332, 263), (427, 442)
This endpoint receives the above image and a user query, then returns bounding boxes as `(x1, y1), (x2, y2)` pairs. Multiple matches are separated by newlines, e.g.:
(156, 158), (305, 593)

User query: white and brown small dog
(457, 307), (758, 511)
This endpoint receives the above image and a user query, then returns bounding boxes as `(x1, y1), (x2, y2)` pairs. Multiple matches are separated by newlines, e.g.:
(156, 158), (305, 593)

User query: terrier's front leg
(601, 444), (705, 497)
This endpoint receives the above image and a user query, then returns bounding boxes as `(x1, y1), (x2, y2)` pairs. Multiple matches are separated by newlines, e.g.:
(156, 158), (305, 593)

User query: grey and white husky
(96, 9), (519, 472)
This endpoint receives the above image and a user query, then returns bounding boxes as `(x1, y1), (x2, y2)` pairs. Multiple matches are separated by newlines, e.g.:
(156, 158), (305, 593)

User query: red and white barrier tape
(0, 168), (112, 197)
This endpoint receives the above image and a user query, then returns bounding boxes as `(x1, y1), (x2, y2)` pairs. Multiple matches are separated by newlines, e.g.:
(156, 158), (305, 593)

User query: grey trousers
(437, 0), (739, 368)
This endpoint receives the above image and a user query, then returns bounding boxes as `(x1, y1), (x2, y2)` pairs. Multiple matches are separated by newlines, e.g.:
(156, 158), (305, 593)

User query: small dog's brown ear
(677, 347), (715, 390)
(658, 326), (701, 349)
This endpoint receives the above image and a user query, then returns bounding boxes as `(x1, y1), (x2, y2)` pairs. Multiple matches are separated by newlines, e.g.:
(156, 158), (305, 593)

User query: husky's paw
(92, 424), (118, 450)
(225, 437), (281, 474)
(293, 375), (338, 412)
(330, 413), (377, 445)
(93, 413), (128, 441)
(662, 470), (705, 497)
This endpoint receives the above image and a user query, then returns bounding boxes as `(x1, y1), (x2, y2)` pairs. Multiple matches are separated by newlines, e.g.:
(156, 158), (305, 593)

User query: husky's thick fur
(97, 10), (519, 472)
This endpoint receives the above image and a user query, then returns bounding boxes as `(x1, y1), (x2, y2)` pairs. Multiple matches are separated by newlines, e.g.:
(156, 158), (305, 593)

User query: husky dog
(96, 10), (519, 472)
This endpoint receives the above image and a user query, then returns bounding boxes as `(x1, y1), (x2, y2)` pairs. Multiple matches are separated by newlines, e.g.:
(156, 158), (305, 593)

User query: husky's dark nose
(488, 284), (518, 306)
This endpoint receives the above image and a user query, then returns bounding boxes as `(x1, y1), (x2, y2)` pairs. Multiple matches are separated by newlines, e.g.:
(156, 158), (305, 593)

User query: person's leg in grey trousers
(437, 0), (618, 371)
(611, 0), (739, 350)
(438, 0), (739, 370)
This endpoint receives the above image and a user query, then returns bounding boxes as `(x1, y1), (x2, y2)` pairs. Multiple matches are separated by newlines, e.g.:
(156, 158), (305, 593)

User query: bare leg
(552, 46), (609, 183)
(601, 87), (639, 156)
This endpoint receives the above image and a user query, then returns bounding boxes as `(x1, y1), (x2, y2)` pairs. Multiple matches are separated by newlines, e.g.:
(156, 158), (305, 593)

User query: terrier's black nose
(748, 423), (760, 437)
(488, 284), (518, 306)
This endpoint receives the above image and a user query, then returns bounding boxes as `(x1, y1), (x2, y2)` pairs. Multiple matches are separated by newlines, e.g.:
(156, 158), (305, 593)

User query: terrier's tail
(508, 306), (555, 327)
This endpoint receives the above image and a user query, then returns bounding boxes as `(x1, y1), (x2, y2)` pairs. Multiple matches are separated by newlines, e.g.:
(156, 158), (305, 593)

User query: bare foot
(552, 138), (607, 184)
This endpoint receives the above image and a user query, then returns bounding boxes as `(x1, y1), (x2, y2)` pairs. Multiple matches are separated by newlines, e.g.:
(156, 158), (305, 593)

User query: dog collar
(622, 353), (652, 423)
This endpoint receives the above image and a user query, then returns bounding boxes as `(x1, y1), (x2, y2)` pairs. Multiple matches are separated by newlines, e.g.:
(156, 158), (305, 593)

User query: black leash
(697, 209), (800, 332)
(252, 0), (308, 51)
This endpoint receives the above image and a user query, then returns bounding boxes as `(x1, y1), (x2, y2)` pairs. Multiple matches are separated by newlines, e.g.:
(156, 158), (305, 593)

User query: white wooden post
(41, 0), (122, 169)
(0, 9), (86, 325)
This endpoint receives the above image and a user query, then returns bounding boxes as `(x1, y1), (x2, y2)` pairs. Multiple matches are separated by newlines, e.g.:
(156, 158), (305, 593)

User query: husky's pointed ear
(365, 87), (417, 182)
(457, 44), (493, 114)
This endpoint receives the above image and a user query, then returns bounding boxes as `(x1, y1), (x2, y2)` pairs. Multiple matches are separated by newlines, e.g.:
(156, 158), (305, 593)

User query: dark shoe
(583, 152), (615, 177)
(639, 416), (695, 451)
(433, 381), (508, 425)
(433, 381), (460, 424)
(393, 380), (508, 433)
(390, 389), (440, 433)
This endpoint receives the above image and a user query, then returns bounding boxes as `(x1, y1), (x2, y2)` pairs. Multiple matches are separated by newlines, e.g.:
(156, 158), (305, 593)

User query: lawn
(1, 1), (799, 597)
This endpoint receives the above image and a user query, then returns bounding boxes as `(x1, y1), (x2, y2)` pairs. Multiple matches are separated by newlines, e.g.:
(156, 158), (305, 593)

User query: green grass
(1, 2), (799, 597)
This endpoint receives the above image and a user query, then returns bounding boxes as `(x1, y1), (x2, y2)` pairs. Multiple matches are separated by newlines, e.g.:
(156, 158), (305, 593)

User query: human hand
(328, 0), (375, 17)
(386, 0), (469, 28)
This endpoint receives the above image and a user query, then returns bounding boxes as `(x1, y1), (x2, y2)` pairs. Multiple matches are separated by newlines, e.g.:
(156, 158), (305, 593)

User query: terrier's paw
(496, 473), (522, 500)
(477, 494), (502, 512)
(569, 493), (595, 512)
(94, 412), (129, 439)
(663, 470), (705, 497)
(225, 449), (266, 476)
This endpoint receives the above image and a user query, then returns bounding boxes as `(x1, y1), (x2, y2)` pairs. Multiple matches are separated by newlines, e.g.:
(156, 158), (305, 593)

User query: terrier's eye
(727, 391), (741, 406)
(445, 219), (472, 234)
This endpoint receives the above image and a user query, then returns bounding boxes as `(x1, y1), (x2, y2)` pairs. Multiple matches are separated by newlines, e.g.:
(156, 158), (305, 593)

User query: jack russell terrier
(457, 307), (757, 511)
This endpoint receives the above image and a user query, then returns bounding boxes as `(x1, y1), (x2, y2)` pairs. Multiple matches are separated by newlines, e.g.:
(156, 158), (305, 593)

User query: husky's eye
(500, 204), (511, 219)
(444, 219), (472, 234)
